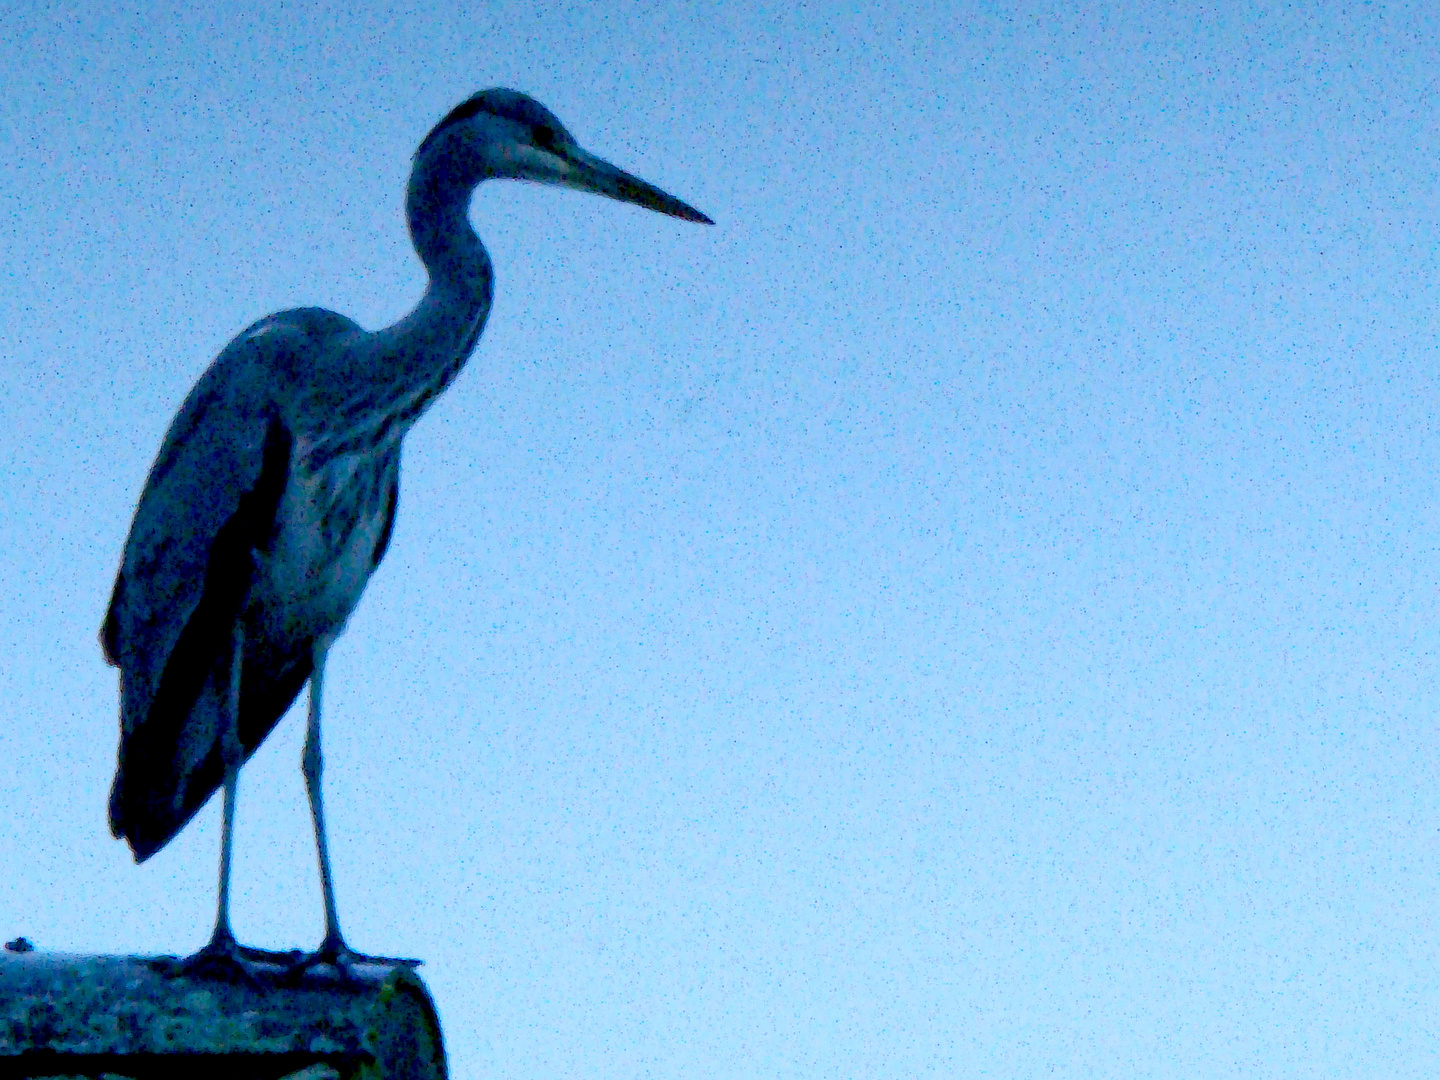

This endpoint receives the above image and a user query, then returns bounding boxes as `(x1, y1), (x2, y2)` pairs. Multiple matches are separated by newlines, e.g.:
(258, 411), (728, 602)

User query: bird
(101, 88), (711, 978)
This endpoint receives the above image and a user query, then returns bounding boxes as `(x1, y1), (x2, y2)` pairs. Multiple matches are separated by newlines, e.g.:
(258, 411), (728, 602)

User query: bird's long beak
(561, 147), (713, 225)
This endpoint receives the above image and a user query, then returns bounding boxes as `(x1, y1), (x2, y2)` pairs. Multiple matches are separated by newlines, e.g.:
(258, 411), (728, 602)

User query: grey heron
(102, 89), (710, 978)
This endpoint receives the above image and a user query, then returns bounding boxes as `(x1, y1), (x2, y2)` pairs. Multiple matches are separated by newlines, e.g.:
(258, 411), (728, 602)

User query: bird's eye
(533, 124), (560, 152)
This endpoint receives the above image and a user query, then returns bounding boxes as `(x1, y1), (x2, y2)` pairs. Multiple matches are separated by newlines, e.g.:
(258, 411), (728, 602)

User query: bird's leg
(209, 619), (247, 949)
(305, 641), (347, 957)
(289, 640), (419, 979)
(177, 621), (290, 982)
(211, 761), (240, 948)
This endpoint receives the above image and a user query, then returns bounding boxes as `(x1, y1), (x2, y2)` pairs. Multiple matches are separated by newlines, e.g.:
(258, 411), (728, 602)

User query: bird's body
(102, 89), (708, 972)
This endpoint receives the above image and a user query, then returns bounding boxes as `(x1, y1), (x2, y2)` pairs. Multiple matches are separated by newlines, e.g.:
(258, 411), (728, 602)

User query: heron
(101, 89), (711, 978)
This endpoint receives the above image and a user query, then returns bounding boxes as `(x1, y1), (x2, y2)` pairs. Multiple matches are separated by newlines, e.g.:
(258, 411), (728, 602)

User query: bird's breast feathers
(248, 442), (394, 641)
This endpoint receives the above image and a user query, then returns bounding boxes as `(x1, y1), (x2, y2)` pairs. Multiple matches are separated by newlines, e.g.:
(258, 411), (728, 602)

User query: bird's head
(415, 88), (712, 224)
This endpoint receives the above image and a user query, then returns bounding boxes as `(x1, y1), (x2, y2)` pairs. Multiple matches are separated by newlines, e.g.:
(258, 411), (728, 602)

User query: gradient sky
(3, 2), (1440, 1077)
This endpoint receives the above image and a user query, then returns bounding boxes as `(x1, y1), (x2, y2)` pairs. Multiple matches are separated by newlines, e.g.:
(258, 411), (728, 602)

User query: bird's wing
(102, 322), (295, 699)
(103, 319), (307, 859)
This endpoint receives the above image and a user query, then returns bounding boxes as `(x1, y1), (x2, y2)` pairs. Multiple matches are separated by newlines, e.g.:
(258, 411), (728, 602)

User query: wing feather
(104, 320), (298, 857)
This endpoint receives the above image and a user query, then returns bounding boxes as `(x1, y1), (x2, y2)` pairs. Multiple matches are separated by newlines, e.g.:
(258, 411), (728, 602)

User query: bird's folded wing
(101, 323), (292, 733)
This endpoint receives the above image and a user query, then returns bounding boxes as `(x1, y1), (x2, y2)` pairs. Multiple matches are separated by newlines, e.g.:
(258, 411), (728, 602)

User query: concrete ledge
(0, 950), (445, 1079)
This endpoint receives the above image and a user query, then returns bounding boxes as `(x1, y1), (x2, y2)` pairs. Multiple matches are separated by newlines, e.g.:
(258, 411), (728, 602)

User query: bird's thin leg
(209, 618), (246, 949)
(203, 616), (247, 956)
(289, 639), (419, 977)
(211, 770), (239, 946)
(177, 620), (285, 982)
(304, 640), (347, 955)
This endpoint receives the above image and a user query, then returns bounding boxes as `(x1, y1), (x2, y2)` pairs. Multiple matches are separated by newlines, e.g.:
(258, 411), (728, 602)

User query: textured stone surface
(0, 952), (444, 1079)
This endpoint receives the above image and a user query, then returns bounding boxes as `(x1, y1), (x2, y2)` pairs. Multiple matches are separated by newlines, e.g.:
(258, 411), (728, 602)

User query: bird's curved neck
(343, 158), (495, 440)
(405, 162), (493, 303)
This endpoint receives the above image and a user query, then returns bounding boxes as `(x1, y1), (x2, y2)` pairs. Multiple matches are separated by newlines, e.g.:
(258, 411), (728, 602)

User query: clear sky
(2, 2), (1439, 1076)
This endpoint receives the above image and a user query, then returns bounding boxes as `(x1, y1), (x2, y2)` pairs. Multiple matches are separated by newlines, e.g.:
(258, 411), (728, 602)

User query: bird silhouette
(102, 88), (710, 978)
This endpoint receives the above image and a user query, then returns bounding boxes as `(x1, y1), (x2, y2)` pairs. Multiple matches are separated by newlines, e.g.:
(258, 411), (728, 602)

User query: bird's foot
(165, 929), (294, 986)
(285, 932), (420, 984)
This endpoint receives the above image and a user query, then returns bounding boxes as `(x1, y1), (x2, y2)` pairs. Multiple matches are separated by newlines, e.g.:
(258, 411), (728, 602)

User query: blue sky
(3, 2), (1440, 1076)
